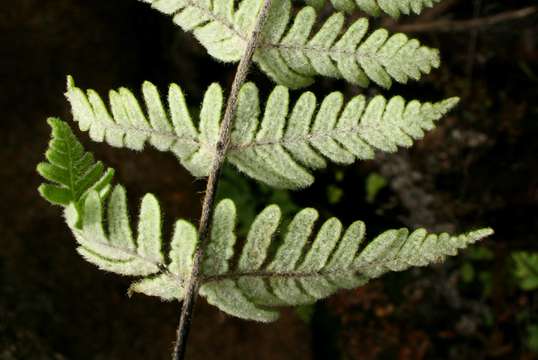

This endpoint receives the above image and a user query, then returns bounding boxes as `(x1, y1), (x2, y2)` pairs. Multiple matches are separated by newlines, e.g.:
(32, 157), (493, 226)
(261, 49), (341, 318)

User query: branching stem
(171, 1), (273, 359)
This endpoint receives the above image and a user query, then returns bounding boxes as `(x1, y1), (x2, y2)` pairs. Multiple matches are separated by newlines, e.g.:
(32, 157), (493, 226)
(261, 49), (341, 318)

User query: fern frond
(66, 78), (459, 190)
(128, 197), (492, 322)
(68, 189), (495, 321)
(141, 0), (440, 89)
(37, 117), (114, 210)
(38, 121), (493, 321)
(199, 200), (493, 321)
(304, 0), (442, 17)
(228, 83), (459, 189)
(65, 76), (219, 177)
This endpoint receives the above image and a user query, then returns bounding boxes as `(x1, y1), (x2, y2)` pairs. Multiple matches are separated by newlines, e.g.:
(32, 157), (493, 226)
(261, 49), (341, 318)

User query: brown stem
(171, 0), (273, 359)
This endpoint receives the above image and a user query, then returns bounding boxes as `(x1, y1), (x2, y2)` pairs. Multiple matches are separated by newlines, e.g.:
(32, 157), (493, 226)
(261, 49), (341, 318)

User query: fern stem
(172, 1), (273, 359)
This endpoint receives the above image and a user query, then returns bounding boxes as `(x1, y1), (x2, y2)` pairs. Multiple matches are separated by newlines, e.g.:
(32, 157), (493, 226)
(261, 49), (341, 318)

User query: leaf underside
(38, 120), (493, 322)
(141, 0), (440, 89)
(513, 252), (538, 291)
(66, 77), (459, 189)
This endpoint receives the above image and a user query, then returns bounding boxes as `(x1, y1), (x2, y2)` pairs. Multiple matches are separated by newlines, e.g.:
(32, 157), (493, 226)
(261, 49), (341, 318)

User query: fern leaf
(130, 220), (198, 299)
(37, 117), (114, 210)
(513, 252), (538, 291)
(73, 188), (163, 276)
(304, 0), (442, 17)
(198, 200), (493, 321)
(228, 83), (460, 189)
(67, 79), (459, 190)
(141, 0), (440, 88)
(65, 76), (218, 177)
(38, 120), (192, 297)
(38, 125), (492, 321)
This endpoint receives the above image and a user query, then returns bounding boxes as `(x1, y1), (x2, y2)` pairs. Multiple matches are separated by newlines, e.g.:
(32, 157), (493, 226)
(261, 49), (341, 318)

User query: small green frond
(67, 79), (459, 190)
(37, 117), (114, 210)
(141, 0), (440, 88)
(304, 0), (442, 18)
(198, 200), (493, 321)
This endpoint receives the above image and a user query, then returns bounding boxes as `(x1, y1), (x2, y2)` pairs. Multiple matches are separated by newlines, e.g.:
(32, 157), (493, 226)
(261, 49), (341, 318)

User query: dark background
(1, 0), (537, 359)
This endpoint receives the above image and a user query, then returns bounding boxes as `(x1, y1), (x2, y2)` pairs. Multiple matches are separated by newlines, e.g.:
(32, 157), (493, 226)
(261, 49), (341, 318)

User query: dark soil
(1, 0), (537, 359)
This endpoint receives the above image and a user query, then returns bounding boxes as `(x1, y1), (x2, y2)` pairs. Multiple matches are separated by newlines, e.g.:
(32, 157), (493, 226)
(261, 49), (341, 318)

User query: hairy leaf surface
(140, 0), (440, 88)
(196, 200), (493, 320)
(67, 78), (459, 189)
(38, 120), (493, 322)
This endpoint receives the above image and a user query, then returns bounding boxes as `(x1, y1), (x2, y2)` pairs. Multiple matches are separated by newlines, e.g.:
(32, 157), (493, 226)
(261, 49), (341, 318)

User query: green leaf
(460, 262), (475, 283)
(198, 199), (493, 321)
(365, 172), (388, 203)
(38, 121), (493, 324)
(38, 120), (190, 296)
(142, 0), (441, 88)
(67, 79), (460, 190)
(228, 86), (460, 189)
(513, 252), (538, 291)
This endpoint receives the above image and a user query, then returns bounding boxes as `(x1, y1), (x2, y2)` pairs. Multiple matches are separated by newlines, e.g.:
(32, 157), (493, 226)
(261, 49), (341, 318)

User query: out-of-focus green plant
(510, 251), (538, 353)
(527, 325), (538, 352)
(513, 251), (538, 291)
(365, 172), (388, 203)
(459, 246), (495, 298)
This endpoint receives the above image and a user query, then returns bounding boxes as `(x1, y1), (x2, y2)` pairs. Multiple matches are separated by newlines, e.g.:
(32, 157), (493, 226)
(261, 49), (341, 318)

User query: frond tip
(66, 77), (460, 190)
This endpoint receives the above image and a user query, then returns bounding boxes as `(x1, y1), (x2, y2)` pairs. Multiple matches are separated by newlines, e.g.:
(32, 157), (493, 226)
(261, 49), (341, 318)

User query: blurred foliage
(327, 185), (344, 205)
(295, 304), (316, 324)
(458, 247), (495, 304)
(216, 165), (300, 235)
(365, 173), (388, 204)
(511, 251), (538, 354)
(513, 252), (538, 291)
(527, 325), (538, 353)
